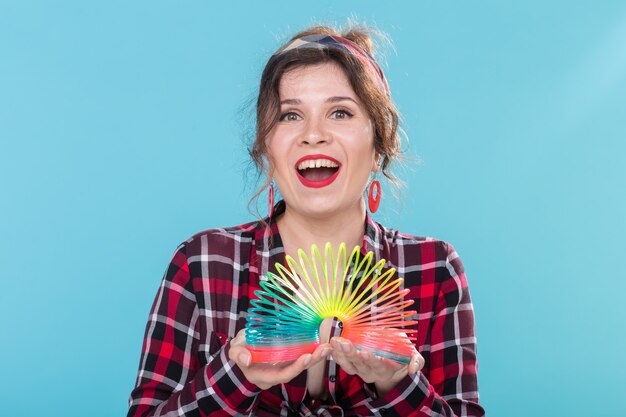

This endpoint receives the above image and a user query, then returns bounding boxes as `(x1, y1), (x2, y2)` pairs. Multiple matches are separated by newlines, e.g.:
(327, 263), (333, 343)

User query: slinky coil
(245, 243), (418, 363)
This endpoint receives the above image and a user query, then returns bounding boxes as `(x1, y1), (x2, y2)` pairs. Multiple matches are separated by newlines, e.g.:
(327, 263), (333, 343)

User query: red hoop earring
(368, 180), (381, 213)
(267, 182), (275, 219)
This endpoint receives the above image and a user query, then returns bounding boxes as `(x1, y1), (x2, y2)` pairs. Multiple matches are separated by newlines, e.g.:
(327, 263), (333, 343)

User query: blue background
(1, 1), (625, 416)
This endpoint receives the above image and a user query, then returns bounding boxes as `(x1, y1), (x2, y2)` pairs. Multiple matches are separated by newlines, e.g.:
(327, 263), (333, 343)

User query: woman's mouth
(295, 155), (341, 188)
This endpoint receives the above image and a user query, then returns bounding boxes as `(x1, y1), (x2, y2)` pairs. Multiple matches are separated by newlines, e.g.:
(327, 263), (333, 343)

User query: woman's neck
(276, 202), (367, 258)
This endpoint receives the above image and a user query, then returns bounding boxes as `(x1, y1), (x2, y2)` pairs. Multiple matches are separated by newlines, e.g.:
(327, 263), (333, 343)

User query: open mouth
(295, 155), (341, 188)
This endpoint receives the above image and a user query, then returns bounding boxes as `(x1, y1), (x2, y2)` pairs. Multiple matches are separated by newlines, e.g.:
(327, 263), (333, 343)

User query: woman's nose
(300, 118), (331, 146)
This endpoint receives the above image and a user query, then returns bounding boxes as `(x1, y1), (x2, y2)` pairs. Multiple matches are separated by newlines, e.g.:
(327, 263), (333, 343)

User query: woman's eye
(332, 109), (353, 119)
(280, 112), (300, 122)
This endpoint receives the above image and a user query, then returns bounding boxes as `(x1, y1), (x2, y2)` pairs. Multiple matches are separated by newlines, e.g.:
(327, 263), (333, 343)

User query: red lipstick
(295, 154), (341, 188)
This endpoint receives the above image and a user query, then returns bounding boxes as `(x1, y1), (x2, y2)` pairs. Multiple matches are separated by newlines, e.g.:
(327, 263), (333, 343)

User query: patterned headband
(273, 34), (390, 94)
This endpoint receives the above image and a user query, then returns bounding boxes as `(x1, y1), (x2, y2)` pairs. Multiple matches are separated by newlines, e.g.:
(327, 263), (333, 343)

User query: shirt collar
(363, 210), (384, 264)
(255, 200), (386, 273)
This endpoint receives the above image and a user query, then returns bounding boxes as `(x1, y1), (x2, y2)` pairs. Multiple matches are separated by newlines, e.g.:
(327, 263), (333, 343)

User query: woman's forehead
(279, 62), (356, 99)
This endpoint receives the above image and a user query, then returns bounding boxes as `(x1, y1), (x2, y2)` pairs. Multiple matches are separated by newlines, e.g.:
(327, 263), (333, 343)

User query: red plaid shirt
(127, 203), (484, 416)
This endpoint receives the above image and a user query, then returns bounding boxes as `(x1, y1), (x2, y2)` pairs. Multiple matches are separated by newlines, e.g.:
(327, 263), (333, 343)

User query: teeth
(297, 158), (339, 170)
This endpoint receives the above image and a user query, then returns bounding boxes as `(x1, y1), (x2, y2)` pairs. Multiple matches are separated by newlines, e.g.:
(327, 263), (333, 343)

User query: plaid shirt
(127, 203), (484, 417)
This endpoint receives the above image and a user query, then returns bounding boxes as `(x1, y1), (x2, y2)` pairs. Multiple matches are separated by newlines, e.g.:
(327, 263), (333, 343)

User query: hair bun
(343, 29), (375, 56)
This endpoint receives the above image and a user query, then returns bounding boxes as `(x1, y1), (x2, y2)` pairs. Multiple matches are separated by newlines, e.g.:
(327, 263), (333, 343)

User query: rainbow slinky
(245, 243), (418, 363)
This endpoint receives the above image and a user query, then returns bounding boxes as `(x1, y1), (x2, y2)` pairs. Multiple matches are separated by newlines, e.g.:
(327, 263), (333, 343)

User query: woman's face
(266, 61), (378, 219)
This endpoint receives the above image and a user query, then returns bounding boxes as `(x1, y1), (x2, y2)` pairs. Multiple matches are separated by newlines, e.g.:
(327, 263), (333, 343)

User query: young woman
(127, 25), (485, 417)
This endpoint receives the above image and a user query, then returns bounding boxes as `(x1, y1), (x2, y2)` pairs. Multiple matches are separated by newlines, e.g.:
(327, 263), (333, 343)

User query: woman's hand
(329, 336), (425, 396)
(228, 329), (331, 390)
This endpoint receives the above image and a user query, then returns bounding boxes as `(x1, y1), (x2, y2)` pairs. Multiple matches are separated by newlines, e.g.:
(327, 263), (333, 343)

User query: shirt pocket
(208, 331), (229, 355)
(198, 331), (230, 366)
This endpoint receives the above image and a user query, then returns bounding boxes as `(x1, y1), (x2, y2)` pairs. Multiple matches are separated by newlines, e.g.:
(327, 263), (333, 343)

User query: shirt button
(329, 375), (336, 382)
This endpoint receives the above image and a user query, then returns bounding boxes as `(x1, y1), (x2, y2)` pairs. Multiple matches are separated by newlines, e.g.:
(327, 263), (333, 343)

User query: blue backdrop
(1, 1), (625, 416)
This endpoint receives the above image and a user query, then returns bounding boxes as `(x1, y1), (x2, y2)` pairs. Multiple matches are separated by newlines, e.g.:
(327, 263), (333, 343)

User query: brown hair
(249, 24), (403, 216)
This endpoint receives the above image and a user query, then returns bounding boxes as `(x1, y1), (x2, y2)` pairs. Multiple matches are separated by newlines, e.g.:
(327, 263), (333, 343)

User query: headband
(273, 34), (390, 94)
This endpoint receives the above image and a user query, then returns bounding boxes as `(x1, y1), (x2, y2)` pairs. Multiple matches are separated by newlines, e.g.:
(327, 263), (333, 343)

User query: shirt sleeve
(351, 242), (485, 417)
(127, 244), (262, 417)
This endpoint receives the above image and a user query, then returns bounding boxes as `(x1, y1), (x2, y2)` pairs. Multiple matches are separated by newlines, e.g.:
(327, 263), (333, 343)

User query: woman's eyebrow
(280, 98), (301, 105)
(326, 96), (358, 104)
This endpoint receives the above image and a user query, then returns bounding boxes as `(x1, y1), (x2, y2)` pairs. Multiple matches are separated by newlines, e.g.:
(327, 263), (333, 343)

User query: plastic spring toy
(246, 243), (418, 363)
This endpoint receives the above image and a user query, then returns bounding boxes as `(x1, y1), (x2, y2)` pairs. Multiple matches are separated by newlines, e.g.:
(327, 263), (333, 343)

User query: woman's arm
(126, 244), (262, 417)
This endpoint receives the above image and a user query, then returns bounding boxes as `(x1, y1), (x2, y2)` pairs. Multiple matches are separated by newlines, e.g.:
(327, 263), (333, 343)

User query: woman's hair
(248, 24), (403, 215)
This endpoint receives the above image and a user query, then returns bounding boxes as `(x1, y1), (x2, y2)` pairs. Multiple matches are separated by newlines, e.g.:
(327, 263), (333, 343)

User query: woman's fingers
(351, 349), (376, 380)
(407, 351), (425, 374)
(355, 348), (407, 383)
(362, 351), (401, 373)
(309, 343), (332, 366)
(269, 345), (332, 381)
(329, 338), (359, 374)
(271, 355), (309, 381)
(228, 330), (336, 390)
(328, 337), (418, 384)
(228, 330), (251, 366)
(229, 344), (253, 368)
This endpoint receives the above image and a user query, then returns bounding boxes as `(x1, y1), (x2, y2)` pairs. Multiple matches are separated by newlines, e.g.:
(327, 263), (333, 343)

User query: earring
(267, 181), (275, 219)
(368, 179), (382, 214)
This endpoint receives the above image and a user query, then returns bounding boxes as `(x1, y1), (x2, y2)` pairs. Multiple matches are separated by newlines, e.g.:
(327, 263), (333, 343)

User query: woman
(127, 25), (485, 417)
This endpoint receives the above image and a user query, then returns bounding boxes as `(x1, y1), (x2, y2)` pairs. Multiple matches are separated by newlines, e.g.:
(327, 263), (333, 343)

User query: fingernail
(303, 354), (312, 366)
(340, 341), (350, 352)
(321, 347), (331, 358)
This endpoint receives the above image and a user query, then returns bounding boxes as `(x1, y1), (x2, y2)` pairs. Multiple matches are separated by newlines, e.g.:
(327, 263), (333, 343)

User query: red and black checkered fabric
(127, 204), (484, 416)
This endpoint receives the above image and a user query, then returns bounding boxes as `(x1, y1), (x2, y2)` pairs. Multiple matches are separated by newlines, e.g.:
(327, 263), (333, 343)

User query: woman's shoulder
(373, 221), (461, 267)
(374, 223), (467, 284)
(375, 222), (449, 251)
